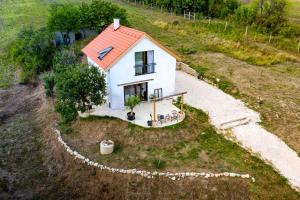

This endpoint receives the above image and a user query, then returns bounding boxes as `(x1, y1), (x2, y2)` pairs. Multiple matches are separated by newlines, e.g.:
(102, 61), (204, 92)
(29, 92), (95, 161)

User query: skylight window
(98, 46), (113, 60)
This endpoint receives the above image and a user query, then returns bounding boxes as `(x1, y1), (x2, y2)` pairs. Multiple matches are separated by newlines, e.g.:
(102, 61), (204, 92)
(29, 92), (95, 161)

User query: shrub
(10, 27), (55, 83)
(48, 4), (81, 33)
(234, 5), (256, 25)
(55, 64), (106, 123)
(48, 0), (128, 34)
(79, 0), (128, 31)
(125, 95), (140, 114)
(43, 73), (55, 97)
(53, 49), (78, 74)
(195, 66), (208, 79)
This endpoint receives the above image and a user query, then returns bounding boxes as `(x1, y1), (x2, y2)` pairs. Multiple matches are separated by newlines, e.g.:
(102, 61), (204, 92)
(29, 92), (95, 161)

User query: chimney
(114, 19), (120, 30)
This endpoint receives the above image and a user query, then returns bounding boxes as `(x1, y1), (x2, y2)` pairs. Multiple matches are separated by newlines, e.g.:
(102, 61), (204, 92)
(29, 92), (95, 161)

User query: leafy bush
(55, 64), (106, 123)
(48, 0), (128, 34)
(10, 27), (55, 83)
(234, 5), (256, 25)
(79, 0), (128, 31)
(53, 49), (78, 74)
(42, 73), (55, 97)
(125, 95), (140, 114)
(195, 66), (208, 80)
(48, 4), (81, 33)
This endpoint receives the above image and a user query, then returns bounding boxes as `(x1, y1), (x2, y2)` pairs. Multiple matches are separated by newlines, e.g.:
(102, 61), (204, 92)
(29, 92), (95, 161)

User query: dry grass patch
(62, 105), (300, 199)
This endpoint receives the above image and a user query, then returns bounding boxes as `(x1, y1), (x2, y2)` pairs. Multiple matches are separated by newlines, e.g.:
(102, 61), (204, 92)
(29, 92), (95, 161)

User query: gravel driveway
(175, 70), (300, 192)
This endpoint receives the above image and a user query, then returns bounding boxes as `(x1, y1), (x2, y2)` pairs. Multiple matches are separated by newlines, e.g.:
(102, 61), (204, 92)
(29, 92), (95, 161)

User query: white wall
(87, 56), (110, 103)
(108, 37), (176, 109)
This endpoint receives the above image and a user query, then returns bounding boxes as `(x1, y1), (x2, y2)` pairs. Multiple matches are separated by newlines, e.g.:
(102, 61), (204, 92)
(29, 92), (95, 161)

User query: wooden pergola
(150, 92), (187, 127)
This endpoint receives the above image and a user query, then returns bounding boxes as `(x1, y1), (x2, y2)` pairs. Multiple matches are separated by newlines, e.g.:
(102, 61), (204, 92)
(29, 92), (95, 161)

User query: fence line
(120, 0), (300, 53)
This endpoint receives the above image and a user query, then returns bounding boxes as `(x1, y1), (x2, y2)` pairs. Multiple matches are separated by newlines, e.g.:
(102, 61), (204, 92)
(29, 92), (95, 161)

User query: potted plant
(125, 95), (140, 121)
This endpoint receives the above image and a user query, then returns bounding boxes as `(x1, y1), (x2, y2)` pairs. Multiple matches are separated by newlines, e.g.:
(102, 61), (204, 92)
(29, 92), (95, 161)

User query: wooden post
(184, 10), (185, 19)
(153, 97), (156, 127)
(181, 94), (184, 114)
(298, 39), (300, 53)
(269, 33), (272, 43)
(189, 12), (191, 20)
(209, 17), (211, 25)
(245, 26), (248, 37)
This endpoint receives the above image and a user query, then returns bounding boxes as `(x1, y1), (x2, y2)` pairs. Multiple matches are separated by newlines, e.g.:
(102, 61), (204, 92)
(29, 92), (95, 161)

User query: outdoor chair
(157, 114), (165, 124)
(171, 110), (179, 121)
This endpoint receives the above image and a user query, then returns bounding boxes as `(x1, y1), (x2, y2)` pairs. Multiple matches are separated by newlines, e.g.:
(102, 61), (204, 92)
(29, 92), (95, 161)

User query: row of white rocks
(54, 128), (255, 182)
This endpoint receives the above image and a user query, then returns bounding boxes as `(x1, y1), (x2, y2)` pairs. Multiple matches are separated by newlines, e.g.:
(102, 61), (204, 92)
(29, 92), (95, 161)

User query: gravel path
(175, 70), (300, 192)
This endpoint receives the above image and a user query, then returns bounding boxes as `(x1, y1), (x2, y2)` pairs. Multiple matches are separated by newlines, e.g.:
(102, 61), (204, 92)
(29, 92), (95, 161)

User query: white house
(82, 19), (179, 109)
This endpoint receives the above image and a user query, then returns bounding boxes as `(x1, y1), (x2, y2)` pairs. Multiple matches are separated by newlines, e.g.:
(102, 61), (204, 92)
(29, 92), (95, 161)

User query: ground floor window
(124, 82), (148, 103)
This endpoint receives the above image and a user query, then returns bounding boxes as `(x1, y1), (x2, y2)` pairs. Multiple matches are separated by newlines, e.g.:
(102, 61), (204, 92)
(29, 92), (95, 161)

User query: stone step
(219, 117), (251, 130)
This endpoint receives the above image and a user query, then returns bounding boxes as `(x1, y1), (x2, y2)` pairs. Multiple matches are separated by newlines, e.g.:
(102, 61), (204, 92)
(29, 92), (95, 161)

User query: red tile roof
(82, 24), (145, 70)
(82, 24), (179, 71)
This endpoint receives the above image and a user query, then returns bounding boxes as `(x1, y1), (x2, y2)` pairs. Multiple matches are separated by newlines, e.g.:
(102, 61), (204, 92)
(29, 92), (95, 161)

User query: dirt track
(0, 84), (250, 199)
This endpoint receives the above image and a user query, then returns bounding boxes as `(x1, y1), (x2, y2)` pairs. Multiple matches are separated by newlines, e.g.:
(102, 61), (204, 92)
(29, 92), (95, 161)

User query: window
(154, 88), (162, 98)
(134, 50), (155, 75)
(98, 46), (113, 60)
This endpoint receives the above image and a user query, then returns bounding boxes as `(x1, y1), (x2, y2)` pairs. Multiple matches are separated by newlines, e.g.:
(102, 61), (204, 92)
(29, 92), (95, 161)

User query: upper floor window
(135, 50), (155, 75)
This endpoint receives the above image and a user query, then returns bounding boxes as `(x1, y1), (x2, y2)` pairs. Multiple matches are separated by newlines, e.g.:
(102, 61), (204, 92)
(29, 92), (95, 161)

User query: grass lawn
(110, 0), (300, 155)
(288, 0), (300, 23)
(63, 106), (300, 199)
(0, 0), (89, 88)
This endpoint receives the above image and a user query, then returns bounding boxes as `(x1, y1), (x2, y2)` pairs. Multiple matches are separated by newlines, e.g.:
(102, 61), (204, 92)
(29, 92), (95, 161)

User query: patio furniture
(165, 114), (171, 122)
(157, 114), (165, 125)
(171, 110), (179, 121)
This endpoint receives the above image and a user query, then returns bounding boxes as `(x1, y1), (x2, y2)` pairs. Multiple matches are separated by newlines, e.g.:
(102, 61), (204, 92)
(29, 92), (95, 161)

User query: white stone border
(54, 128), (255, 182)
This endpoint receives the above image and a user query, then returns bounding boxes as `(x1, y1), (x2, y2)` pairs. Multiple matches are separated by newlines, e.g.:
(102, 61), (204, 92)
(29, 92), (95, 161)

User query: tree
(79, 0), (128, 31)
(125, 95), (140, 115)
(55, 65), (106, 123)
(48, 4), (81, 33)
(53, 49), (78, 74)
(10, 27), (55, 83)
(256, 0), (287, 33)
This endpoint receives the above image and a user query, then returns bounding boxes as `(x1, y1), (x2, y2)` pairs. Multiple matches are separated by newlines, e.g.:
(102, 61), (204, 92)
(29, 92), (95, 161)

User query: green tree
(79, 0), (128, 31)
(125, 95), (140, 115)
(55, 65), (106, 123)
(53, 49), (78, 74)
(47, 4), (81, 33)
(10, 27), (55, 83)
(256, 0), (287, 33)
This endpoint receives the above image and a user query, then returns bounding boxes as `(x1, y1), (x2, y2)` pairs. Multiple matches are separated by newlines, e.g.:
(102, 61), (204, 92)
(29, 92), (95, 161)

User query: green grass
(0, 0), (89, 88)
(113, 0), (299, 65)
(65, 105), (300, 199)
(288, 0), (300, 22)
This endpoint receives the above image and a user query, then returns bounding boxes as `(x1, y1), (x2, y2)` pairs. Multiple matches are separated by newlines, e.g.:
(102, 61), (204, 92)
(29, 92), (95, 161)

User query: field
(288, 0), (300, 23)
(1, 0), (300, 198)
(62, 108), (300, 199)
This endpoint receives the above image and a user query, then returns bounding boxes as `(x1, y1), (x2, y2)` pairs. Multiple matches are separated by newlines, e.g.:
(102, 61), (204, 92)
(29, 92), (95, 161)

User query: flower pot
(127, 112), (135, 121)
(79, 111), (90, 118)
(147, 120), (153, 127)
(100, 140), (114, 155)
